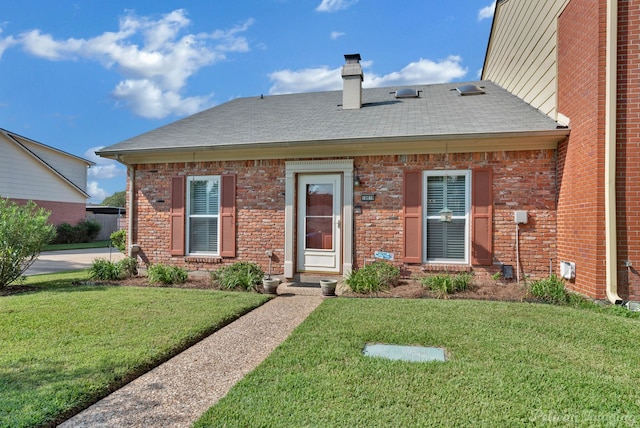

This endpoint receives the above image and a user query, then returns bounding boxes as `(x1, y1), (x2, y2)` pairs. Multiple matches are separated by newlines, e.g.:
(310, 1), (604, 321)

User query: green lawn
(195, 299), (640, 427)
(0, 272), (270, 428)
(42, 240), (113, 251)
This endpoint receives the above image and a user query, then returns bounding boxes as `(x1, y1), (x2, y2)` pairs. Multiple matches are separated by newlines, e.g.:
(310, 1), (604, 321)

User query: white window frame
(423, 170), (471, 264)
(186, 175), (221, 256)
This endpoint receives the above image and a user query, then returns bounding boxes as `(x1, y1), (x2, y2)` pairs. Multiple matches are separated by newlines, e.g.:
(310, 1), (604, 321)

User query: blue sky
(0, 0), (496, 203)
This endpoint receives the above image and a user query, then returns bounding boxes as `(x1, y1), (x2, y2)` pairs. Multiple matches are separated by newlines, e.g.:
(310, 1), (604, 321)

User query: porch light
(354, 175), (361, 187)
(439, 207), (453, 223)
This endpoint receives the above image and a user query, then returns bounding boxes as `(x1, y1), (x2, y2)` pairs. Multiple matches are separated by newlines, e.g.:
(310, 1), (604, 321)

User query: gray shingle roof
(98, 80), (566, 156)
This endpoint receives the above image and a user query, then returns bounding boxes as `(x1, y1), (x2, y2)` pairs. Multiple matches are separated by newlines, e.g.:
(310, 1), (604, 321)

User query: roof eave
(97, 129), (570, 165)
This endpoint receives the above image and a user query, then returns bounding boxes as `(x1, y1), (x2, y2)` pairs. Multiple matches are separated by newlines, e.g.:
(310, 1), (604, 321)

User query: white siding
(0, 135), (87, 203)
(17, 137), (89, 193)
(483, 0), (570, 120)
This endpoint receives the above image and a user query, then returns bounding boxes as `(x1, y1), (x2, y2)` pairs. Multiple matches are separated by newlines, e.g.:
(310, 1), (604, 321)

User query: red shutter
(220, 173), (236, 257)
(170, 176), (186, 256)
(403, 170), (422, 263)
(471, 168), (493, 265)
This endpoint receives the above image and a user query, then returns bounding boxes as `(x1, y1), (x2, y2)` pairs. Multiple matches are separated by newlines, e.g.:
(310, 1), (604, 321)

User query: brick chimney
(342, 53), (363, 109)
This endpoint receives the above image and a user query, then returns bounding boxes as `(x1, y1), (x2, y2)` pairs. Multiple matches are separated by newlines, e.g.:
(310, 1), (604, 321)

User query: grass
(195, 299), (640, 427)
(0, 271), (270, 427)
(42, 240), (113, 251)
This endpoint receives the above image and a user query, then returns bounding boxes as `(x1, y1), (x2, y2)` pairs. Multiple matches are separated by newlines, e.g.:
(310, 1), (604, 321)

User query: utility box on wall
(560, 261), (576, 280)
(514, 210), (528, 224)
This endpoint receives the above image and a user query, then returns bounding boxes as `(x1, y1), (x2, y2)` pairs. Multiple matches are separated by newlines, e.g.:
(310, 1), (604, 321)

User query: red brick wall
(616, 1), (640, 300)
(353, 151), (556, 283)
(557, 0), (607, 299)
(130, 150), (557, 283)
(8, 198), (86, 226)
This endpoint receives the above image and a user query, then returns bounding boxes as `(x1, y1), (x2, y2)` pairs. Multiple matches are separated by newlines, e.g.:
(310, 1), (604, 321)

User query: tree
(0, 198), (56, 288)
(101, 191), (126, 208)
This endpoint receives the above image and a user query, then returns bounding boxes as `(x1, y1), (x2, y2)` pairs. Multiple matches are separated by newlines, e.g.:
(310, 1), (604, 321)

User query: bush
(0, 199), (56, 287)
(110, 229), (127, 252)
(77, 219), (101, 242)
(53, 223), (76, 244)
(346, 261), (400, 294)
(148, 264), (188, 285)
(52, 219), (101, 244)
(211, 262), (264, 291)
(419, 272), (474, 297)
(529, 274), (569, 304)
(89, 258), (125, 281)
(118, 257), (138, 277)
(89, 257), (138, 281)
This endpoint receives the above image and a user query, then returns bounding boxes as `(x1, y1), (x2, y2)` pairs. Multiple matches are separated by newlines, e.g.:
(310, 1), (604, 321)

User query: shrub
(110, 229), (127, 252)
(148, 264), (188, 285)
(89, 258), (125, 281)
(0, 199), (56, 287)
(89, 257), (138, 281)
(419, 272), (473, 297)
(77, 219), (101, 242)
(346, 261), (400, 294)
(529, 275), (567, 304)
(52, 220), (101, 244)
(211, 262), (264, 291)
(53, 222), (76, 244)
(118, 257), (138, 277)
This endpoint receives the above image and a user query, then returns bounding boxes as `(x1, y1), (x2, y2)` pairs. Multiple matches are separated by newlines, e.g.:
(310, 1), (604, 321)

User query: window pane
(426, 177), (444, 215)
(305, 217), (333, 250)
(189, 217), (218, 253)
(190, 179), (219, 215)
(446, 176), (466, 216)
(306, 184), (333, 216)
(427, 175), (465, 217)
(426, 219), (465, 260)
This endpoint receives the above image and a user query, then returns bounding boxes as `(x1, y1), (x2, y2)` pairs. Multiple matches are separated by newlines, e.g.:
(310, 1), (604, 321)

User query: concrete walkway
(26, 247), (125, 276)
(59, 289), (323, 427)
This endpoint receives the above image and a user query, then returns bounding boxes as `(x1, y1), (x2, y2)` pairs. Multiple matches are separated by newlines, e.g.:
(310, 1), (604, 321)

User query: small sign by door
(374, 251), (394, 261)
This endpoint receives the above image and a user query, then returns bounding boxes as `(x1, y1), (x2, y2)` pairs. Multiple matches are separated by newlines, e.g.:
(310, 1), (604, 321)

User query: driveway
(26, 248), (126, 276)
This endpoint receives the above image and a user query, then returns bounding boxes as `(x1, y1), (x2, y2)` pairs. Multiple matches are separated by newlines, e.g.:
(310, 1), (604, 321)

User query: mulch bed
(3, 275), (530, 301)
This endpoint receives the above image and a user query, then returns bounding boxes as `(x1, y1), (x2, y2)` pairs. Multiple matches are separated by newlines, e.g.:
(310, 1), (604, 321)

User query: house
(0, 128), (93, 225)
(483, 0), (639, 303)
(98, 53), (570, 288)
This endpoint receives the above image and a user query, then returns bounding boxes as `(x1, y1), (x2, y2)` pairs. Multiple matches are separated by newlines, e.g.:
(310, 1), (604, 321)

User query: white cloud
(0, 29), (17, 59)
(478, 1), (496, 21)
(112, 79), (212, 118)
(268, 66), (342, 94)
(88, 164), (122, 179)
(85, 146), (127, 179)
(15, 10), (254, 118)
(21, 30), (83, 60)
(330, 31), (345, 40)
(87, 180), (110, 202)
(316, 0), (359, 13)
(367, 56), (467, 87)
(268, 56), (468, 94)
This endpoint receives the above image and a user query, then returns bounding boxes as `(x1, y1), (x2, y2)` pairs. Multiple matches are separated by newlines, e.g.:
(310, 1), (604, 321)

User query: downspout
(117, 155), (136, 259)
(605, 0), (622, 304)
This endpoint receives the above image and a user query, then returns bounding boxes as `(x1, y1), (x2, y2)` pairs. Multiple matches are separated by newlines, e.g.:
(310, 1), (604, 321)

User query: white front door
(297, 174), (342, 273)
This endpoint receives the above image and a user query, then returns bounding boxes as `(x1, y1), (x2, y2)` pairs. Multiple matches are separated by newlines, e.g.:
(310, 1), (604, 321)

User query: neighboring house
(0, 128), (93, 225)
(483, 0), (638, 302)
(98, 54), (569, 287)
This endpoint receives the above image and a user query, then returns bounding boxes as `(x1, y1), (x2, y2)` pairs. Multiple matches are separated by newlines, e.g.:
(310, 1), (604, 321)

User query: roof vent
(456, 84), (485, 96)
(393, 88), (421, 98)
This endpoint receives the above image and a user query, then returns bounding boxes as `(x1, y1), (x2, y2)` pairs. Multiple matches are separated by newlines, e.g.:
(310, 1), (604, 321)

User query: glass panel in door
(305, 183), (333, 250)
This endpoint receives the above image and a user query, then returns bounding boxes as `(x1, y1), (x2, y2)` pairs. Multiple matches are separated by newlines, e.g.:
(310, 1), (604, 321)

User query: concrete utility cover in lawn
(363, 344), (447, 362)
